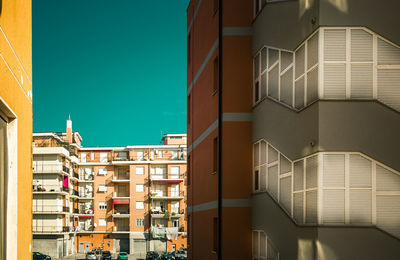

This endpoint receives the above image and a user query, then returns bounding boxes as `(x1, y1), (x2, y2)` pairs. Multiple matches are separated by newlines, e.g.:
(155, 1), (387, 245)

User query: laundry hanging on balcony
(166, 227), (179, 240)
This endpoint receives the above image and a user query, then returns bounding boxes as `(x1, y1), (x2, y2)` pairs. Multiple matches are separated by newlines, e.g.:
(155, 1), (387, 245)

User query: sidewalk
(58, 253), (142, 260)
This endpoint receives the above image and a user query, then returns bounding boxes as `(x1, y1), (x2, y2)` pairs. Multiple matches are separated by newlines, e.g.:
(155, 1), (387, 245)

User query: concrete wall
(253, 99), (400, 171)
(252, 192), (400, 260)
(252, 0), (319, 52)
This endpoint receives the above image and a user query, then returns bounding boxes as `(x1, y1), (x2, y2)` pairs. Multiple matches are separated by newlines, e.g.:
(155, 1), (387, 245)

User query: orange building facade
(0, 0), (33, 259)
(33, 119), (187, 258)
(186, 0), (253, 259)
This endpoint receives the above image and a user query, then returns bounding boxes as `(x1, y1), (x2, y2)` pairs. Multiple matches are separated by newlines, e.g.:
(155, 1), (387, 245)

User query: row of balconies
(81, 150), (187, 163)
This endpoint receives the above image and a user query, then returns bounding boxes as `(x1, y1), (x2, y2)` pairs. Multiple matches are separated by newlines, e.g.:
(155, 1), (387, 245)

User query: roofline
(79, 144), (187, 151)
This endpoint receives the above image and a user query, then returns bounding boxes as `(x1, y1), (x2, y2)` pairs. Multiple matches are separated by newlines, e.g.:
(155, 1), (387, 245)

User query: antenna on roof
(68, 114), (71, 120)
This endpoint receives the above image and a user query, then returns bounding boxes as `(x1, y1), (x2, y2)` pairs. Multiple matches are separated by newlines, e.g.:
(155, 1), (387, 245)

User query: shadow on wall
(0, 0), (2, 16)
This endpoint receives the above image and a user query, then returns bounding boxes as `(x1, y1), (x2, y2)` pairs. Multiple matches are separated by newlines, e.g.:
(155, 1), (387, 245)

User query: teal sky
(33, 0), (189, 147)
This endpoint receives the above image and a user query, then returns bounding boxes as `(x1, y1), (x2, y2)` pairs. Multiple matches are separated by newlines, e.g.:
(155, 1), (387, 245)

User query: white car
(85, 251), (97, 260)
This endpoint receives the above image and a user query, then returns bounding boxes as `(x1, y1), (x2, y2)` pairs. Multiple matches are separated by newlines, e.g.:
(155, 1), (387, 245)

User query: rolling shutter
(349, 154), (372, 188)
(376, 165), (400, 191)
(267, 165), (278, 199)
(324, 64), (346, 98)
(323, 154), (345, 187)
(324, 29), (346, 61)
(350, 64), (373, 98)
(306, 156), (318, 189)
(377, 38), (400, 65)
(268, 66), (279, 100)
(351, 29), (373, 62)
(295, 45), (305, 79)
(323, 190), (345, 224)
(294, 192), (304, 223)
(307, 32), (319, 69)
(295, 77), (305, 109)
(376, 195), (400, 238)
(294, 161), (304, 191)
(280, 67), (293, 106)
(306, 190), (318, 224)
(280, 176), (292, 214)
(377, 69), (400, 112)
(350, 190), (372, 224)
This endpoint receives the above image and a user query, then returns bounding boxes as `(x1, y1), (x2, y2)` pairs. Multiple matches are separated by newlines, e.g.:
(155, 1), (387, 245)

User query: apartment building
(33, 118), (187, 258)
(0, 0), (33, 259)
(187, 0), (400, 259)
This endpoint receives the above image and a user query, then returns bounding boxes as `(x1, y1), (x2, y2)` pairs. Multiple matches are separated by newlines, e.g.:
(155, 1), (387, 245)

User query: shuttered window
(323, 154), (345, 187)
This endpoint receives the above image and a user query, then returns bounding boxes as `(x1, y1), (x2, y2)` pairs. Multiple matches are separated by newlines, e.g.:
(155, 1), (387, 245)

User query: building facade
(33, 119), (187, 258)
(188, 0), (400, 259)
(0, 0), (33, 259)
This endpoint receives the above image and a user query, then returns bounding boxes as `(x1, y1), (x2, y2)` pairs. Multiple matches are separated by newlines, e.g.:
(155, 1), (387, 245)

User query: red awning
(113, 199), (130, 204)
(153, 180), (183, 183)
(78, 216), (92, 218)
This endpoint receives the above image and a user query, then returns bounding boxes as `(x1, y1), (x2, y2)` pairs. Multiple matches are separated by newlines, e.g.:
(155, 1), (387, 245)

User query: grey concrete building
(251, 0), (400, 259)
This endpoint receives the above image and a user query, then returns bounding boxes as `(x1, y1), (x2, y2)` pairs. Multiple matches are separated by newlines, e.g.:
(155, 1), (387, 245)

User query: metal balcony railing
(33, 205), (68, 213)
(33, 185), (69, 193)
(33, 226), (71, 233)
(150, 191), (185, 198)
(73, 208), (79, 214)
(62, 166), (70, 174)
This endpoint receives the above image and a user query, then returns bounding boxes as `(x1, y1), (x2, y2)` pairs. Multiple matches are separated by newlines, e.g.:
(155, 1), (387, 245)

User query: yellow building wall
(0, 0), (33, 259)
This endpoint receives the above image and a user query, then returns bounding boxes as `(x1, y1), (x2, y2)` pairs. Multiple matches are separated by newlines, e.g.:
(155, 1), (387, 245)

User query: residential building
(33, 118), (187, 258)
(0, 0), (33, 259)
(187, 0), (400, 259)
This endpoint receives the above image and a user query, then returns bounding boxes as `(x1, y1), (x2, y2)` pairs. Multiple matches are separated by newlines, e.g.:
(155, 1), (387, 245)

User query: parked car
(86, 251), (97, 260)
(160, 252), (175, 260)
(101, 251), (112, 260)
(146, 251), (160, 260)
(33, 252), (51, 260)
(117, 252), (129, 260)
(174, 250), (187, 260)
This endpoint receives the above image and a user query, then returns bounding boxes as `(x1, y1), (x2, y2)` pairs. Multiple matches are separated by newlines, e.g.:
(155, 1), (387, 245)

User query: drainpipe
(217, 0), (223, 259)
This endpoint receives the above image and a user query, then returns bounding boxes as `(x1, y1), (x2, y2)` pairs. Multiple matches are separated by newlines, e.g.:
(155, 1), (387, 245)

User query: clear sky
(33, 0), (189, 147)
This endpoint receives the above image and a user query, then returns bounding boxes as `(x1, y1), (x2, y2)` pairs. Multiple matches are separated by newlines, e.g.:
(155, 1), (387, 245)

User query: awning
(153, 180), (183, 183)
(113, 198), (130, 204)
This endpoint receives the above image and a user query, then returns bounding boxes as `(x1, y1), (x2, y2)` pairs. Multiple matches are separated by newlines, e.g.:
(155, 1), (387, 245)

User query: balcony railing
(33, 225), (71, 233)
(73, 208), (79, 214)
(33, 205), (69, 213)
(150, 191), (185, 199)
(114, 226), (130, 232)
(150, 173), (185, 182)
(62, 165), (70, 174)
(112, 153), (186, 162)
(71, 189), (79, 196)
(33, 163), (67, 174)
(33, 185), (69, 194)
(78, 193), (94, 199)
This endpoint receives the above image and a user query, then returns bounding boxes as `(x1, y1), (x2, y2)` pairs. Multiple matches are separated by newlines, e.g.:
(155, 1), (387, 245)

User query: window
(172, 151), (178, 160)
(136, 201), (144, 209)
(187, 155), (191, 186)
(137, 151), (144, 160)
(0, 116), (7, 257)
(100, 152), (108, 162)
(81, 152), (87, 163)
(136, 166), (144, 175)
(213, 137), (218, 173)
(172, 219), (180, 228)
(187, 95), (191, 125)
(118, 152), (127, 160)
(213, 56), (219, 94)
(98, 184), (107, 192)
(150, 151), (154, 160)
(98, 167), (107, 176)
(136, 218), (145, 227)
(136, 184), (144, 192)
(254, 170), (259, 191)
(90, 152), (94, 160)
(99, 202), (107, 210)
(187, 33), (191, 64)
(158, 150), (163, 159)
(99, 219), (106, 226)
(170, 166), (180, 179)
(213, 217), (218, 252)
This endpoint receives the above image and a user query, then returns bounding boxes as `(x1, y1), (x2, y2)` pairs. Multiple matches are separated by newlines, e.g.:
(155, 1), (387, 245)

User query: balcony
(33, 225), (71, 233)
(111, 175), (130, 183)
(112, 198), (130, 204)
(70, 189), (79, 198)
(150, 191), (184, 200)
(33, 162), (69, 175)
(33, 185), (69, 195)
(112, 213), (131, 218)
(113, 226), (130, 232)
(32, 205), (70, 214)
(151, 209), (184, 219)
(78, 193), (94, 200)
(150, 174), (184, 183)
